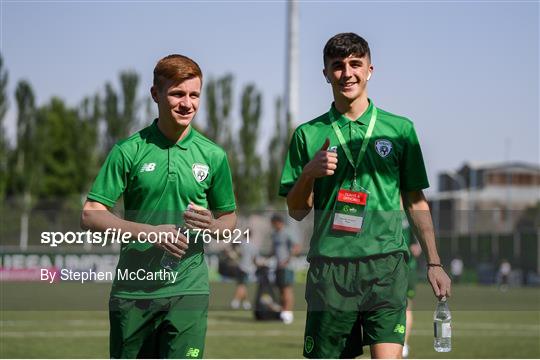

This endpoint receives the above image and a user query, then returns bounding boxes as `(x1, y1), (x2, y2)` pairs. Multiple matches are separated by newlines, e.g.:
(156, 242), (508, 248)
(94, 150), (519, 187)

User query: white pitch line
(2, 317), (539, 330)
(410, 329), (540, 338)
(7, 319), (536, 333)
(1, 330), (109, 338)
(453, 323), (540, 331)
(1, 329), (539, 338)
(210, 319), (540, 332)
(0, 319), (108, 326)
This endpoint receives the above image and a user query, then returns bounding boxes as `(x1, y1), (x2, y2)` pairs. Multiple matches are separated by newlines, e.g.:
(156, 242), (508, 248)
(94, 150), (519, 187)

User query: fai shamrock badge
(375, 139), (393, 158)
(192, 163), (209, 182)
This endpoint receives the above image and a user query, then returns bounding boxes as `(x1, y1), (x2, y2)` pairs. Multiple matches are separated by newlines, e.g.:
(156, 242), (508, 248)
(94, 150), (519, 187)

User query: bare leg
(370, 343), (403, 359)
(402, 300), (413, 358)
(405, 299), (413, 345)
(234, 283), (247, 302)
(281, 285), (294, 311)
(231, 283), (248, 309)
(279, 285), (294, 324)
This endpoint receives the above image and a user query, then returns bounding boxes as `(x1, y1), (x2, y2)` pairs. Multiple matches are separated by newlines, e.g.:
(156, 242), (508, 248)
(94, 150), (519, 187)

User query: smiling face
(151, 76), (201, 129)
(323, 54), (373, 103)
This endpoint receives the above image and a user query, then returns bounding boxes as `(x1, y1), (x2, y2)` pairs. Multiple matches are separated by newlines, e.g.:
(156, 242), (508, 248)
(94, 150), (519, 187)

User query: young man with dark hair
(81, 54), (237, 358)
(279, 33), (451, 358)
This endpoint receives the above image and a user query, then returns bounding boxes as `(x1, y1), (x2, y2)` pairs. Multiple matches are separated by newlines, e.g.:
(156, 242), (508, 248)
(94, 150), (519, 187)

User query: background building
(429, 162), (540, 281)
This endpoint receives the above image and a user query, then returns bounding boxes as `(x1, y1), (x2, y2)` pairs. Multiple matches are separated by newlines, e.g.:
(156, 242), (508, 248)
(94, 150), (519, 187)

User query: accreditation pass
(332, 189), (368, 233)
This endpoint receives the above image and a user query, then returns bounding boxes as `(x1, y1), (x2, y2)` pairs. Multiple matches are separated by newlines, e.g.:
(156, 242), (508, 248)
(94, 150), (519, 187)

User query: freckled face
(152, 77), (201, 128)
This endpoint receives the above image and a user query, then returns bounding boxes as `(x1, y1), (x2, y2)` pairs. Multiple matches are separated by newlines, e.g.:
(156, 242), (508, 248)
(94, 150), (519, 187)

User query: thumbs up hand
(320, 138), (331, 152)
(303, 138), (338, 179)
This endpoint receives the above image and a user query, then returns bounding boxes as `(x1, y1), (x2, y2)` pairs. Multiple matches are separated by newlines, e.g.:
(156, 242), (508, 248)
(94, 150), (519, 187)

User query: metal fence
(1, 198), (539, 284)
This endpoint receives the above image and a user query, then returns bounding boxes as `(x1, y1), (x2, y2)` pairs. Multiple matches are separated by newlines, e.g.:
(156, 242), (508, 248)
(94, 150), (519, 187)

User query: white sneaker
(242, 301), (252, 310)
(280, 311), (294, 324)
(230, 299), (240, 309)
(402, 343), (409, 358)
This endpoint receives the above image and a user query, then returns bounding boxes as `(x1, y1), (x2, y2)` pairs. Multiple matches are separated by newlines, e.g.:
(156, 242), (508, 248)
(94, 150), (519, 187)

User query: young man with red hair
(81, 54), (237, 358)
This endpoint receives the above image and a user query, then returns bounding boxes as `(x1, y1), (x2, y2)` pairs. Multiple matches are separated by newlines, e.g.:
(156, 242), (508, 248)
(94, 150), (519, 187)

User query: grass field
(1, 282), (539, 358)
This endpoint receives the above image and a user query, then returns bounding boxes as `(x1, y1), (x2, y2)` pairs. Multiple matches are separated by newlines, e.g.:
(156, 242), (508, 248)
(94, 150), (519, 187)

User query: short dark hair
(271, 213), (285, 223)
(323, 33), (371, 67)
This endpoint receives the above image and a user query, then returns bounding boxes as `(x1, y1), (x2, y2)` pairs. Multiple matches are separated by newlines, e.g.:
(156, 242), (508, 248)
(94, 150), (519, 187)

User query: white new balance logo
(140, 163), (156, 172)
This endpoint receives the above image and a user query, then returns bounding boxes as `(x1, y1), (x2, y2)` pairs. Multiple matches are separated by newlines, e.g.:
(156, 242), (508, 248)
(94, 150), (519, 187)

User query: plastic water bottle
(160, 226), (188, 271)
(160, 251), (180, 271)
(433, 296), (452, 352)
(161, 205), (193, 271)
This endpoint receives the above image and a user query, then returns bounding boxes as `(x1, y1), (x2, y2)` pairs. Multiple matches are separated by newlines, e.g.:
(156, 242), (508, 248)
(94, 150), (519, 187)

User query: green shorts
(276, 268), (295, 288)
(407, 263), (418, 299)
(303, 252), (408, 358)
(109, 294), (208, 359)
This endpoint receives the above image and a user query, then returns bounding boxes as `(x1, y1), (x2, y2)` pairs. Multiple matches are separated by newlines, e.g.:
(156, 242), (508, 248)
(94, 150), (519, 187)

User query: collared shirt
(88, 119), (236, 298)
(329, 100), (373, 164)
(279, 99), (429, 260)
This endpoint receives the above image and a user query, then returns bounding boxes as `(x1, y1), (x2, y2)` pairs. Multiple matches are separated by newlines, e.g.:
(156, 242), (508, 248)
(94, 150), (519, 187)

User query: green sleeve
(399, 123), (430, 192)
(279, 129), (307, 197)
(87, 145), (131, 207)
(207, 152), (236, 212)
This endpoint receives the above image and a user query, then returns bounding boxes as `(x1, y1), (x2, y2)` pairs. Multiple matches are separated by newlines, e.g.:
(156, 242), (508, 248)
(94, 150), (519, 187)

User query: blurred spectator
(450, 257), (464, 284)
(253, 255), (282, 320)
(498, 259), (512, 291)
(270, 213), (301, 324)
(221, 241), (257, 310)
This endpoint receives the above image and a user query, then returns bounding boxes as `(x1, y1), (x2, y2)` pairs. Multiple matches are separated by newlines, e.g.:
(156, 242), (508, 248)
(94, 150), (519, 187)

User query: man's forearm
(81, 203), (153, 239)
(286, 172), (315, 220)
(404, 191), (452, 298)
(404, 192), (441, 264)
(210, 212), (237, 233)
(408, 208), (440, 264)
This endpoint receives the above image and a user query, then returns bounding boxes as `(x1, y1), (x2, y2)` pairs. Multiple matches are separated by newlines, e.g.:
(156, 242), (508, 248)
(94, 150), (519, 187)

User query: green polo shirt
(279, 100), (429, 259)
(88, 119), (236, 298)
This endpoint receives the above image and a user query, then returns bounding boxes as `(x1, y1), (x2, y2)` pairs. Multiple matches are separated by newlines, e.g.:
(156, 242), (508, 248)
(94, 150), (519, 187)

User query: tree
(103, 82), (120, 153)
(267, 97), (286, 206)
(236, 84), (264, 209)
(120, 71), (139, 130)
(13, 80), (37, 249)
(103, 71), (139, 152)
(143, 95), (155, 126)
(13, 81), (37, 194)
(217, 74), (236, 166)
(77, 94), (101, 192)
(36, 98), (81, 199)
(205, 74), (233, 146)
(0, 53), (9, 201)
(205, 78), (218, 140)
(0, 53), (7, 122)
(205, 74), (240, 195)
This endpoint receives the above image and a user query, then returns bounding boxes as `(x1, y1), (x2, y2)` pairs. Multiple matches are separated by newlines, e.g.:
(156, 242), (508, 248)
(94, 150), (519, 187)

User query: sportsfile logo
(140, 162), (156, 172)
